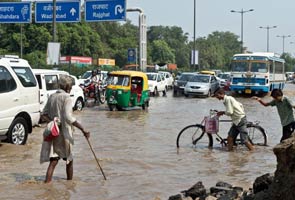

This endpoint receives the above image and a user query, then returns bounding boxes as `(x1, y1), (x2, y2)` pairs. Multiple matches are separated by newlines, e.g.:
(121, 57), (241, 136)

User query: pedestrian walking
(40, 75), (90, 183)
(214, 88), (254, 151)
(253, 89), (295, 142)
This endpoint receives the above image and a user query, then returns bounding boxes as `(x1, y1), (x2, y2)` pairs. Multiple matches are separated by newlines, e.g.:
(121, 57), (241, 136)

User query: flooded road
(1, 84), (295, 200)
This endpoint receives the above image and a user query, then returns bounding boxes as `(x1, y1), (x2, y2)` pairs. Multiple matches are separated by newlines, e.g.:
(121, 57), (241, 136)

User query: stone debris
(169, 136), (295, 200)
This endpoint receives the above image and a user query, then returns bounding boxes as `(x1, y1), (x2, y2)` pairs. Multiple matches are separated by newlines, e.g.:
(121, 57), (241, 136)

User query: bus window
(274, 61), (284, 73)
(270, 63), (273, 73)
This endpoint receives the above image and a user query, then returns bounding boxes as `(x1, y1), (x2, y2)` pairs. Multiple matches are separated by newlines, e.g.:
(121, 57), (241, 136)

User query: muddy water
(1, 84), (295, 200)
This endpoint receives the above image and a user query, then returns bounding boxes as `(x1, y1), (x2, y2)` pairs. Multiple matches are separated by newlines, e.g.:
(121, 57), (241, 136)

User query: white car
(33, 69), (85, 112)
(217, 72), (231, 87)
(0, 55), (40, 145)
(146, 72), (167, 96)
(159, 71), (174, 89)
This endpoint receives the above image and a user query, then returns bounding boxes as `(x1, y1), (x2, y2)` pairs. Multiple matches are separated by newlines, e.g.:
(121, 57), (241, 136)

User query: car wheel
(207, 90), (211, 97)
(74, 98), (84, 111)
(173, 89), (178, 97)
(154, 88), (159, 96)
(7, 117), (28, 145)
(162, 88), (167, 96)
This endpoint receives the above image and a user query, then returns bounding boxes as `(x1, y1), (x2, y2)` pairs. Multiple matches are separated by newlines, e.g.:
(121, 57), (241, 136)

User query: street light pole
(259, 25), (277, 52)
(231, 8), (254, 53)
(193, 0), (196, 71)
(277, 35), (291, 54)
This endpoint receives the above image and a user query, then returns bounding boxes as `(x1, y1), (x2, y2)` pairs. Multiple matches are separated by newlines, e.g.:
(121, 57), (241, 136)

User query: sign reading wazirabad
(35, 1), (80, 23)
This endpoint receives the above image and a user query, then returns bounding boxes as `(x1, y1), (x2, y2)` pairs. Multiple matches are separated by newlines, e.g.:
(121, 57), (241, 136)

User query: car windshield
(179, 74), (194, 81)
(12, 67), (37, 87)
(219, 74), (231, 79)
(81, 71), (92, 79)
(147, 74), (157, 81)
(107, 75), (129, 86)
(190, 75), (210, 83)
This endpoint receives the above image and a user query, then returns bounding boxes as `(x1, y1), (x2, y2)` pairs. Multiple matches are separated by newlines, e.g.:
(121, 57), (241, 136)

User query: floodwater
(1, 84), (294, 200)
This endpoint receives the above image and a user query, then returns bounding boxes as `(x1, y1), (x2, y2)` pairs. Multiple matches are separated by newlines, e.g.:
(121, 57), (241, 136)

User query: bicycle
(176, 110), (267, 149)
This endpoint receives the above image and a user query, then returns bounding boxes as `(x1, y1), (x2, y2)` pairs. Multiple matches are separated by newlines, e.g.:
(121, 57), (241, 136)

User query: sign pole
(53, 0), (57, 42)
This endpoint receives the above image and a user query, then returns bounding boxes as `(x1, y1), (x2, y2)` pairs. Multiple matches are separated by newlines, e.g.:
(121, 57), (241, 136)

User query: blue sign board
(85, 0), (126, 22)
(35, 1), (80, 23)
(128, 48), (136, 63)
(0, 2), (31, 23)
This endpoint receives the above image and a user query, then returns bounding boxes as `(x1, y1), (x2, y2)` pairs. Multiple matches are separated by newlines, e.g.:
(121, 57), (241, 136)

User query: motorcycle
(80, 79), (106, 106)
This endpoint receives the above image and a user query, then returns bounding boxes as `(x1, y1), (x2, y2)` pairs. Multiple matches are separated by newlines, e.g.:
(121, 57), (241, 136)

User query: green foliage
(1, 19), (294, 73)
(281, 53), (295, 71)
(190, 31), (240, 70)
(150, 40), (175, 64)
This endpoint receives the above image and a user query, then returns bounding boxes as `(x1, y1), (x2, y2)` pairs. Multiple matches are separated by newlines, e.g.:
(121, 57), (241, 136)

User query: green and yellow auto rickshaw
(106, 71), (150, 111)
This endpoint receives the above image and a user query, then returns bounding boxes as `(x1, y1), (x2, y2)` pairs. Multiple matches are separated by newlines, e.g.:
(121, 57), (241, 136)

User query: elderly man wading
(40, 75), (90, 183)
(214, 88), (254, 151)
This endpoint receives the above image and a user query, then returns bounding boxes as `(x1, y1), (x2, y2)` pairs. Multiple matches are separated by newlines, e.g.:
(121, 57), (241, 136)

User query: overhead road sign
(35, 1), (80, 23)
(0, 2), (31, 23)
(85, 0), (126, 22)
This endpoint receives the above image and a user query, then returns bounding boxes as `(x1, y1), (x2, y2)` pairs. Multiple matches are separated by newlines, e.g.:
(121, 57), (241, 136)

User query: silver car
(184, 74), (220, 97)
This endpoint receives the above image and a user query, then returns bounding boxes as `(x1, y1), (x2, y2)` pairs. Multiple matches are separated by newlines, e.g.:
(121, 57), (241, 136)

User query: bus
(229, 52), (285, 95)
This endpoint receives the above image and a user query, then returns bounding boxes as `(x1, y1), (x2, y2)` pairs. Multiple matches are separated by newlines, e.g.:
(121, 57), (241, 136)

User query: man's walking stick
(86, 137), (107, 180)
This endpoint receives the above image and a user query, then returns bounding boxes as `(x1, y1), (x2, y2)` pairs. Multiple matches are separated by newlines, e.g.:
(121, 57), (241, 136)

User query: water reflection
(1, 85), (295, 199)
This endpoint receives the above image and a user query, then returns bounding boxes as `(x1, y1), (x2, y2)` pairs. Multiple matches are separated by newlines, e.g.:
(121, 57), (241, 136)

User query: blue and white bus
(229, 52), (285, 95)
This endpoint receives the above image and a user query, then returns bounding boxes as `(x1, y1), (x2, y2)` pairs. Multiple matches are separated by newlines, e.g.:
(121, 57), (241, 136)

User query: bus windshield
(251, 62), (268, 73)
(231, 62), (248, 72)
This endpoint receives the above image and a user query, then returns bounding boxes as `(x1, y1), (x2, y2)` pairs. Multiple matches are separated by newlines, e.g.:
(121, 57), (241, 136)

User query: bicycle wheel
(176, 124), (213, 148)
(246, 123), (267, 146)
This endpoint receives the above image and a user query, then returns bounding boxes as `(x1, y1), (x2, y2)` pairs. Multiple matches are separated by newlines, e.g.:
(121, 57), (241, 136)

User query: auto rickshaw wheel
(116, 105), (123, 111)
(142, 101), (149, 110)
(109, 104), (116, 111)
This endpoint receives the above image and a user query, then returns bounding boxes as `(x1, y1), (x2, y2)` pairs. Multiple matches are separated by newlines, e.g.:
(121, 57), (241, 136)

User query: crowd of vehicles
(0, 52), (288, 145)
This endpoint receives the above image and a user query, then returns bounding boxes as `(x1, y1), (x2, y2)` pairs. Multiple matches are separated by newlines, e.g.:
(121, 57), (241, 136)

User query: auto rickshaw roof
(109, 70), (147, 77)
(108, 70), (149, 90)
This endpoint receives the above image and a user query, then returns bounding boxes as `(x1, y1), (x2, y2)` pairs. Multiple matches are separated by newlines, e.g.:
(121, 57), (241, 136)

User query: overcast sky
(127, 0), (295, 56)
(21, 0), (295, 55)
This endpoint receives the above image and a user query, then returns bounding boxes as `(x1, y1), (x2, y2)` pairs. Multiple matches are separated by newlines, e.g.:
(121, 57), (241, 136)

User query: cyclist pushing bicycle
(214, 88), (254, 151)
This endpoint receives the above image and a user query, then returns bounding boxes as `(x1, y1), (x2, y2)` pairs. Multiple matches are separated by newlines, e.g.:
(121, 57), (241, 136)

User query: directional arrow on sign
(115, 5), (124, 15)
(70, 8), (76, 16)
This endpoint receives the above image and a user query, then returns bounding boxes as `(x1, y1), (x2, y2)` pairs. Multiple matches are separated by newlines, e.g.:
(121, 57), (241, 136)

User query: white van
(0, 55), (40, 145)
(32, 69), (85, 112)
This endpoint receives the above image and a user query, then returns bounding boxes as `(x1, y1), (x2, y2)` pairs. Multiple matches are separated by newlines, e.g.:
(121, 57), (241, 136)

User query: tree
(148, 26), (190, 67)
(150, 40), (175, 64)
(189, 31), (240, 70)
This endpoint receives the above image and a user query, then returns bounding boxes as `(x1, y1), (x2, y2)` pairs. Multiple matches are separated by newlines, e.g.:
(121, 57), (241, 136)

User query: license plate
(245, 89), (251, 94)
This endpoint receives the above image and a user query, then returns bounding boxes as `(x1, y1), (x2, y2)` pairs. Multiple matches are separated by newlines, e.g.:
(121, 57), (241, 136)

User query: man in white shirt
(214, 88), (254, 151)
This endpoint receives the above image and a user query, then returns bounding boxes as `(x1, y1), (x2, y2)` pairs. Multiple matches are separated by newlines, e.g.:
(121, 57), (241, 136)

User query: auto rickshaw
(106, 70), (150, 111)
